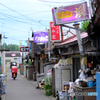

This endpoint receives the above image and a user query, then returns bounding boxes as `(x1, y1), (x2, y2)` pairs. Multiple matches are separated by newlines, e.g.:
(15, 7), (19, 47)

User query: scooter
(11, 66), (18, 80)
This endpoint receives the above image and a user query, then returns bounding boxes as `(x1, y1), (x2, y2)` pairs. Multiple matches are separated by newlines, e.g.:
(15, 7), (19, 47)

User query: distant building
(1, 51), (22, 71)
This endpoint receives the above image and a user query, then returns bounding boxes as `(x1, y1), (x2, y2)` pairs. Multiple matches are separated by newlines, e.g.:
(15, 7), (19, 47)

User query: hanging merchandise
(79, 69), (85, 80)
(68, 82), (74, 93)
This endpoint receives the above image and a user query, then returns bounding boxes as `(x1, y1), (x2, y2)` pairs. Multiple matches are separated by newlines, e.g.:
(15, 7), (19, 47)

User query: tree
(1, 43), (20, 51)
(80, 20), (89, 31)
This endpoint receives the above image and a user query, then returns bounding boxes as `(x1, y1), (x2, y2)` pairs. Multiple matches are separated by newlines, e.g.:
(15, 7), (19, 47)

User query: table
(73, 85), (96, 100)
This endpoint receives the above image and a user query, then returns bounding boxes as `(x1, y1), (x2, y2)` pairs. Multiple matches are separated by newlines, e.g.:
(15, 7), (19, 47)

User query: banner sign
(50, 22), (60, 41)
(20, 46), (30, 52)
(34, 32), (48, 43)
(52, 2), (89, 25)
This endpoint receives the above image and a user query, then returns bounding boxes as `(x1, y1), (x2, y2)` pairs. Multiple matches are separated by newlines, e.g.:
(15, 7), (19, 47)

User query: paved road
(5, 69), (52, 100)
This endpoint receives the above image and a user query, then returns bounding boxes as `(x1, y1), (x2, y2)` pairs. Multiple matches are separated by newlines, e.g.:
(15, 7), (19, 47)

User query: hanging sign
(50, 22), (60, 41)
(52, 2), (89, 25)
(20, 46), (30, 52)
(34, 32), (48, 43)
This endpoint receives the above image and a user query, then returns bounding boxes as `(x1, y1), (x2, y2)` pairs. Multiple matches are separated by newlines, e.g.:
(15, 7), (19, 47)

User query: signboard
(50, 22), (60, 41)
(20, 46), (30, 52)
(52, 2), (89, 25)
(34, 32), (48, 43)
(11, 54), (16, 57)
(19, 41), (28, 47)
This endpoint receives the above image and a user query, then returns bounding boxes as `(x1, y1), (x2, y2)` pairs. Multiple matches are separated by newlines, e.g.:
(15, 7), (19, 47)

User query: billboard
(34, 32), (48, 43)
(50, 22), (60, 41)
(52, 2), (89, 25)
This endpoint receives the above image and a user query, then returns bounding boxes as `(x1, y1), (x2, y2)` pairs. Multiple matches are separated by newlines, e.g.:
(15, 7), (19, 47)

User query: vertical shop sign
(50, 22), (61, 41)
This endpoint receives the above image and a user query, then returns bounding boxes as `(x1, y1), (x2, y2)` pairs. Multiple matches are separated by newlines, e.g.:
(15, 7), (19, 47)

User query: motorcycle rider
(11, 63), (18, 78)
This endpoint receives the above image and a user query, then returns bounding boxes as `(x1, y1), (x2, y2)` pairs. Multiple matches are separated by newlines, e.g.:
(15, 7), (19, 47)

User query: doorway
(73, 57), (81, 82)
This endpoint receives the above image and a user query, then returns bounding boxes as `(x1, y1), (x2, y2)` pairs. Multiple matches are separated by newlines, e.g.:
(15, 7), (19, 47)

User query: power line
(0, 3), (33, 20)
(4, 37), (27, 41)
(26, 10), (50, 15)
(38, 0), (85, 3)
(0, 11), (31, 21)
(0, 3), (46, 25)
(0, 12), (33, 25)
(0, 3), (49, 27)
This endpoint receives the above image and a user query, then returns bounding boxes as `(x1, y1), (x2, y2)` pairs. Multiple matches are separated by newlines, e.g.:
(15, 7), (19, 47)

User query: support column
(73, 23), (84, 56)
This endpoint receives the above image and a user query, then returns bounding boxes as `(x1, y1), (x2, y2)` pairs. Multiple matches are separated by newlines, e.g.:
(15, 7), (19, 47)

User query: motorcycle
(11, 66), (18, 80)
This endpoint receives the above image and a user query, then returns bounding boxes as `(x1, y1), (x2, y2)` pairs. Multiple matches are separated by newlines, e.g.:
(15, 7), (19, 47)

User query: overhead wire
(0, 25), (27, 33)
(0, 3), (48, 26)
(3, 37), (28, 41)
(0, 11), (40, 25)
(26, 10), (50, 15)
(38, 0), (85, 3)
(0, 13), (31, 25)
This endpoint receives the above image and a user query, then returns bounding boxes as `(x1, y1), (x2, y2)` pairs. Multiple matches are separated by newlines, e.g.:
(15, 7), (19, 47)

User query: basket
(79, 81), (87, 87)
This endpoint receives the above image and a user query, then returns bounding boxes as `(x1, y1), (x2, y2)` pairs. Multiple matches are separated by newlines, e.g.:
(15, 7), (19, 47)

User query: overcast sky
(0, 0), (88, 45)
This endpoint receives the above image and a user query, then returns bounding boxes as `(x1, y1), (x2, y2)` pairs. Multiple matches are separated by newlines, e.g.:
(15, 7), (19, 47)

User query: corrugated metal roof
(58, 32), (88, 46)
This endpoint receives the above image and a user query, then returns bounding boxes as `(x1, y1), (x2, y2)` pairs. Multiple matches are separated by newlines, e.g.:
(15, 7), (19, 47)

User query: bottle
(56, 91), (59, 100)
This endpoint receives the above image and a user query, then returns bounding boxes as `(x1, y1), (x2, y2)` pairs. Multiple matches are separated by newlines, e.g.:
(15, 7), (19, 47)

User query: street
(5, 69), (54, 100)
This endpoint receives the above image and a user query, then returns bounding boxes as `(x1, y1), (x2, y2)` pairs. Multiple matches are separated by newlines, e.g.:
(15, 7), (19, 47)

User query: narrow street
(5, 69), (54, 100)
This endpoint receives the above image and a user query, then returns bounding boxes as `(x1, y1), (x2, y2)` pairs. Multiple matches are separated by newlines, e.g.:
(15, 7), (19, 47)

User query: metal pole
(48, 29), (51, 60)
(73, 23), (85, 56)
(2, 23), (6, 74)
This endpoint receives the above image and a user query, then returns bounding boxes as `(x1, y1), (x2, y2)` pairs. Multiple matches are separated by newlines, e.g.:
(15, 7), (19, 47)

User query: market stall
(55, 56), (100, 100)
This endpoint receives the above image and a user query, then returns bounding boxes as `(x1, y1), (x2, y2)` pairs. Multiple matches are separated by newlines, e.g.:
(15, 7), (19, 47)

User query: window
(14, 58), (17, 60)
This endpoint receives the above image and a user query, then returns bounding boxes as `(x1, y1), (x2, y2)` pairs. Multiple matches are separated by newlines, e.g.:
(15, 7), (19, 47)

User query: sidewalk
(29, 80), (56, 100)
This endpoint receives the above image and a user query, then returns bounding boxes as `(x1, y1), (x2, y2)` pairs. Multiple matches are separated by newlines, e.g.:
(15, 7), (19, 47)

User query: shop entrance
(61, 69), (71, 90)
(73, 57), (81, 81)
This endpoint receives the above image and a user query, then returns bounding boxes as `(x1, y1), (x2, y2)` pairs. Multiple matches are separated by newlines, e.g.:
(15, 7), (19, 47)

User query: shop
(51, 31), (100, 99)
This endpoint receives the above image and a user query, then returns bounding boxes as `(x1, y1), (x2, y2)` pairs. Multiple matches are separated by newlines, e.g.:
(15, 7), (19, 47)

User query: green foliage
(28, 60), (32, 65)
(80, 20), (89, 31)
(1, 43), (20, 51)
(22, 62), (24, 64)
(45, 77), (52, 85)
(44, 77), (52, 96)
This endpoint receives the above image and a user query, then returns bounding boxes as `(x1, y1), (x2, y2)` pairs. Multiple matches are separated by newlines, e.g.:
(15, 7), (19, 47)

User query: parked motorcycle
(11, 66), (18, 80)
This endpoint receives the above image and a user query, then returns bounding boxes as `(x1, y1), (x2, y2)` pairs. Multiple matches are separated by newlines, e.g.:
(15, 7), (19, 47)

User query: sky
(0, 0), (89, 46)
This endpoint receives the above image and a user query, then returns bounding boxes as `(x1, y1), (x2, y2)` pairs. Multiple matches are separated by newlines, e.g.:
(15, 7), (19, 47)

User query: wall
(1, 51), (22, 71)
(40, 59), (43, 73)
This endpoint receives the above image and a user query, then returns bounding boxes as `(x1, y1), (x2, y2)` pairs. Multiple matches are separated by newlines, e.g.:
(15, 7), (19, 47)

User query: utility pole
(48, 29), (51, 60)
(2, 23), (6, 74)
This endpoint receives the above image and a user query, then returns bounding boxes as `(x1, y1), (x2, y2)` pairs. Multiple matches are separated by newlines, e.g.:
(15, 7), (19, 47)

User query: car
(10, 62), (17, 69)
